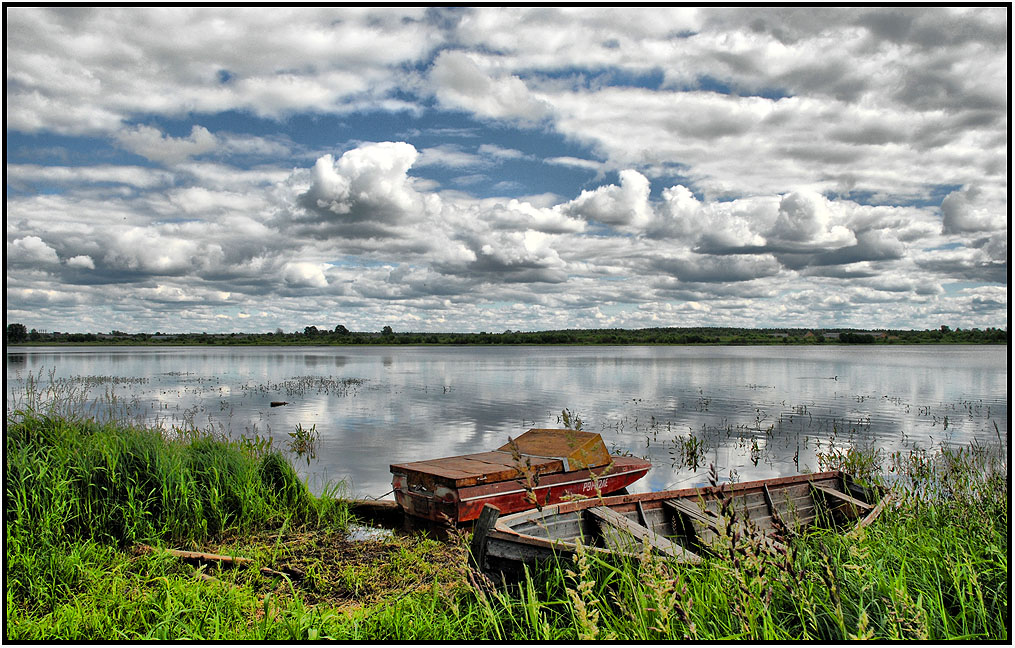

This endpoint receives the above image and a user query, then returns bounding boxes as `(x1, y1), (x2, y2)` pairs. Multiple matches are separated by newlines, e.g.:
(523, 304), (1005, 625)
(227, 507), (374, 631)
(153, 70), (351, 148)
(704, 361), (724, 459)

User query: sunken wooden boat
(472, 470), (889, 575)
(390, 429), (652, 524)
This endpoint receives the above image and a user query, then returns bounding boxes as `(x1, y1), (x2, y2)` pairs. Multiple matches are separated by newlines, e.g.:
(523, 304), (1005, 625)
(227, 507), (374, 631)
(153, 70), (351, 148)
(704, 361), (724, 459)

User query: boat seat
(810, 483), (873, 512)
(587, 506), (700, 563)
(663, 498), (786, 553)
(664, 498), (719, 528)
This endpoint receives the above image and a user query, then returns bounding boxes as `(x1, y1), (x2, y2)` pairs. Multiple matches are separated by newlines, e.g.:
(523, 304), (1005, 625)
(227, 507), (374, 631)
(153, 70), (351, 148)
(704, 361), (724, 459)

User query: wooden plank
(664, 498), (720, 531)
(136, 545), (254, 566)
(854, 492), (891, 530)
(737, 491), (768, 508)
(470, 504), (501, 571)
(741, 500), (771, 525)
(771, 482), (817, 498)
(468, 454), (565, 483)
(467, 451), (563, 471)
(428, 456), (518, 476)
(484, 537), (548, 565)
(587, 506), (699, 562)
(846, 481), (877, 503)
(392, 461), (475, 481)
(743, 513), (776, 533)
(783, 505), (818, 529)
(636, 501), (649, 527)
(767, 484), (820, 528)
(431, 457), (526, 483)
(763, 483), (796, 536)
(498, 429), (611, 470)
(663, 498), (786, 553)
(395, 462), (511, 488)
(811, 483), (873, 511)
(440, 456), (517, 470)
(663, 498), (721, 550)
(514, 511), (585, 540)
(762, 484), (778, 517)
(394, 452), (565, 487)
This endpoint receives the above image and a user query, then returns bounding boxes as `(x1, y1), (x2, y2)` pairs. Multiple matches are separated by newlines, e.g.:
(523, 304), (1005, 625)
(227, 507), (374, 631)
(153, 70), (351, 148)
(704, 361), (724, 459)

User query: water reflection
(6, 345), (1008, 498)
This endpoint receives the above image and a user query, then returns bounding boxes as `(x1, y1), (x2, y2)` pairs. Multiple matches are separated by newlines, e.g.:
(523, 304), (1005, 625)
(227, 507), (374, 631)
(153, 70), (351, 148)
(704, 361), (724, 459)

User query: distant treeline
(6, 323), (1009, 346)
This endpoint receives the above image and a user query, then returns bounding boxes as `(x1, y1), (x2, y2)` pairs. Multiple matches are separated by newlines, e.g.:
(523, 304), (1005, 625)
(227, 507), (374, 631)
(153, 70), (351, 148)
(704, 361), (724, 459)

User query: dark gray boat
(471, 470), (889, 576)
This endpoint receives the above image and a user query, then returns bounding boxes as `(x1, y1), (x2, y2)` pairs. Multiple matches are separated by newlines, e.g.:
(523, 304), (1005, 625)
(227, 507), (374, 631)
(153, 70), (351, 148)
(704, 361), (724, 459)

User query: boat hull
(477, 470), (888, 576)
(394, 456), (651, 524)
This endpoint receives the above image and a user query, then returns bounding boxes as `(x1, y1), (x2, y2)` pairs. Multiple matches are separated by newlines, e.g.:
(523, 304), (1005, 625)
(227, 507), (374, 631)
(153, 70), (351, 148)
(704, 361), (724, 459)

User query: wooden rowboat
(472, 470), (889, 576)
(390, 429), (652, 524)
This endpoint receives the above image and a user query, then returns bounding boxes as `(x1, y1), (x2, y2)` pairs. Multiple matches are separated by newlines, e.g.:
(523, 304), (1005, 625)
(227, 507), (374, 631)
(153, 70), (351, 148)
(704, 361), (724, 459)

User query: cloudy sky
(5, 7), (1009, 334)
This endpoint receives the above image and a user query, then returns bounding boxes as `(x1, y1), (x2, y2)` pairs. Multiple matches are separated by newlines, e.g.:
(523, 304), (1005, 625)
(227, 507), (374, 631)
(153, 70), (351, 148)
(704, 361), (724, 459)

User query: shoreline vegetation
(5, 323), (1010, 346)
(5, 384), (1009, 640)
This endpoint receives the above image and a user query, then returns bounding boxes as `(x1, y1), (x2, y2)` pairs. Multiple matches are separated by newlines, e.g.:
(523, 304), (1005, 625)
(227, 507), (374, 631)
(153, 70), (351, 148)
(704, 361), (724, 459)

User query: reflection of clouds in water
(630, 390), (1008, 493)
(5, 346), (1007, 498)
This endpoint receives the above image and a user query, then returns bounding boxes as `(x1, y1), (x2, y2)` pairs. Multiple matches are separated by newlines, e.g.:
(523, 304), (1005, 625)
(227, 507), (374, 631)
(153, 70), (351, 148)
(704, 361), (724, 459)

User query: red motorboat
(390, 429), (652, 524)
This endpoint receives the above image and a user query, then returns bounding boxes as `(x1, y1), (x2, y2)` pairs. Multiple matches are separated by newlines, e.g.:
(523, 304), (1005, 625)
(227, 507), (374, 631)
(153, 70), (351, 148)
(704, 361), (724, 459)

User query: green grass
(4, 409), (355, 639)
(5, 401), (1008, 640)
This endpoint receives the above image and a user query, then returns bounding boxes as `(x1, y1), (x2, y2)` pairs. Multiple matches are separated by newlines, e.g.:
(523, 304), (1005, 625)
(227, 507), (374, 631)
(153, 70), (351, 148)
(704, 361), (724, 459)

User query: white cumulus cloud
(8, 236), (60, 265)
(66, 255), (96, 269)
(282, 262), (329, 288)
(563, 169), (653, 228)
(767, 191), (856, 249)
(301, 142), (422, 220)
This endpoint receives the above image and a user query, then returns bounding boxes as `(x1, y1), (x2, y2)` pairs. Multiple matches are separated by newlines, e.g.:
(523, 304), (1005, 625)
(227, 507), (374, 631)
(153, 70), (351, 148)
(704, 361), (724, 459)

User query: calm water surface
(6, 345), (1008, 498)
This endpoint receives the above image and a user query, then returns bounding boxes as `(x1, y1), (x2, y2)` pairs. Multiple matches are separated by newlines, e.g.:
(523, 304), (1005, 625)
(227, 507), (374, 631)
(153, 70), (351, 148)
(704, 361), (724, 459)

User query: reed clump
(5, 410), (351, 634)
(5, 413), (339, 548)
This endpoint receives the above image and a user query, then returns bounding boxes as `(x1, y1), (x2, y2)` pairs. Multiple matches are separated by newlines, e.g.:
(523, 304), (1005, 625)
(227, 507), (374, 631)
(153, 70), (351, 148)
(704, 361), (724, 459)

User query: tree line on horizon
(5, 322), (1009, 346)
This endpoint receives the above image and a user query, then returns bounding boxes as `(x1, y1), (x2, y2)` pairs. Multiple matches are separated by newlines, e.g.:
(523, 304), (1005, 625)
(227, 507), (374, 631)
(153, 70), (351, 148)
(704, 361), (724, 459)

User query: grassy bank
(5, 410), (1009, 640)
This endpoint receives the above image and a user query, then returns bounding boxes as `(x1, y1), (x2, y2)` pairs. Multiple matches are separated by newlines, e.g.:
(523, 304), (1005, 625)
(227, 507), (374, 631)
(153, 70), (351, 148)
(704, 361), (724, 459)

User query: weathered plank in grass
(138, 545), (255, 566)
(138, 545), (305, 580)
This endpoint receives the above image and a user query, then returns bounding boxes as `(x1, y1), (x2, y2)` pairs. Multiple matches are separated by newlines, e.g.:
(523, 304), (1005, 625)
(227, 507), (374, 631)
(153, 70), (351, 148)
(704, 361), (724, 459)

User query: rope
(365, 489), (394, 501)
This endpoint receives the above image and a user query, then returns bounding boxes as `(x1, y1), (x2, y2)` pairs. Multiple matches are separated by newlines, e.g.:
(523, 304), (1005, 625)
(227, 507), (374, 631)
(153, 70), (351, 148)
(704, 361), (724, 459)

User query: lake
(5, 345), (1008, 498)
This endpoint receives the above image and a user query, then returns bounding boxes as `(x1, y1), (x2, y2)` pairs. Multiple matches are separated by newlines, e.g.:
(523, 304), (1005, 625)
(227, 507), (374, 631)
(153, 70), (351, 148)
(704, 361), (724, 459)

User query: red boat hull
(393, 456), (652, 524)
